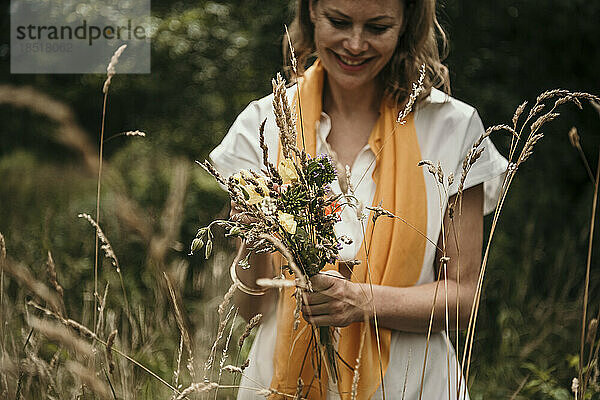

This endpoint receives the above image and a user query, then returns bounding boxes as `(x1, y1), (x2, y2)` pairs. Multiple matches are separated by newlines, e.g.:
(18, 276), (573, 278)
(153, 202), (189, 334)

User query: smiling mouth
(333, 52), (372, 66)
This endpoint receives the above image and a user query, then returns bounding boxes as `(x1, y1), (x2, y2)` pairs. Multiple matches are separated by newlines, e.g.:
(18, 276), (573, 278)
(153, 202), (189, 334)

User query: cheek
(375, 33), (401, 59)
(313, 23), (339, 50)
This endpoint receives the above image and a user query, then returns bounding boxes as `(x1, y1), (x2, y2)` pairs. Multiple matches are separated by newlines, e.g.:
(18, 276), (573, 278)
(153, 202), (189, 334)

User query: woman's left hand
(302, 271), (370, 327)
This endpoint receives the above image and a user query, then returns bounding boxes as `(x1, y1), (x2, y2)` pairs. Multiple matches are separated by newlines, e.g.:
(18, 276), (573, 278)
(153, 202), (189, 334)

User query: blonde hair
(283, 0), (451, 106)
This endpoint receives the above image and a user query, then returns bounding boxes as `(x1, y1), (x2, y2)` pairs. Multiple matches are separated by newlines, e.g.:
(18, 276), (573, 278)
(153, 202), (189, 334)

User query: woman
(209, 0), (507, 398)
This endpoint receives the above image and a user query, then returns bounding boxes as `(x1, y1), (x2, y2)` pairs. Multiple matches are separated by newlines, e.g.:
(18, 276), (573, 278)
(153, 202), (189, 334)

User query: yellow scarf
(270, 59), (427, 399)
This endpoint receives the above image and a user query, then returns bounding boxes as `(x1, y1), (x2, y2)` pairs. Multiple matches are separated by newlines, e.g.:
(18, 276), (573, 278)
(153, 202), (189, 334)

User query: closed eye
(327, 17), (351, 29)
(366, 24), (391, 34)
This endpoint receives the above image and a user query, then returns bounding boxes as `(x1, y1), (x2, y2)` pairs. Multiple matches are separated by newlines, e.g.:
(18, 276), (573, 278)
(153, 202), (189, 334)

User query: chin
(325, 68), (379, 92)
(322, 51), (382, 91)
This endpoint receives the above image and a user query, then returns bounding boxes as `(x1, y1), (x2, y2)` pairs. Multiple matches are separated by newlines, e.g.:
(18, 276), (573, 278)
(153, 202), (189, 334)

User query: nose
(343, 27), (368, 56)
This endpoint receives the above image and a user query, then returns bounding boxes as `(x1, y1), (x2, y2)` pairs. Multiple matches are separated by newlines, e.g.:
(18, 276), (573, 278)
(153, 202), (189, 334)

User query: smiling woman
(208, 0), (507, 399)
(285, 0), (450, 108)
(310, 0), (405, 92)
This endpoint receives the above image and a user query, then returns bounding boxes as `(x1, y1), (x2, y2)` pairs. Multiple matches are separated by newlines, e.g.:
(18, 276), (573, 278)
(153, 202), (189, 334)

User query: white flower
(278, 211), (297, 235)
(278, 158), (299, 184)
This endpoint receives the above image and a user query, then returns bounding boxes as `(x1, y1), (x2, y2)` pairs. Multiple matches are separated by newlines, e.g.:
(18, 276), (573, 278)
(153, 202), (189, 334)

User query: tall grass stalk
(0, 233), (5, 358)
(459, 91), (600, 398)
(359, 218), (386, 399)
(94, 44), (127, 333)
(579, 148), (599, 397)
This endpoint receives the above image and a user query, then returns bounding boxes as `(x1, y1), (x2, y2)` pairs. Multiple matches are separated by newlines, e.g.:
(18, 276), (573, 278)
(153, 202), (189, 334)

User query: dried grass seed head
(103, 44), (127, 94)
(285, 24), (298, 75)
(176, 382), (218, 399)
(512, 100), (528, 128)
(78, 213), (120, 271)
(219, 282), (238, 318)
(568, 127), (580, 148)
(106, 329), (118, 374)
(239, 313), (262, 348)
(587, 318), (598, 344)
(0, 232), (5, 259)
(222, 365), (243, 374)
(397, 63), (426, 123)
(46, 251), (64, 301)
(122, 130), (146, 137)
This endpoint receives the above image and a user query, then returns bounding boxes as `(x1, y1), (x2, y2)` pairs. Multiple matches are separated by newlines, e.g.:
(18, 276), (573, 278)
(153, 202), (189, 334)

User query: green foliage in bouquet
(190, 74), (345, 282)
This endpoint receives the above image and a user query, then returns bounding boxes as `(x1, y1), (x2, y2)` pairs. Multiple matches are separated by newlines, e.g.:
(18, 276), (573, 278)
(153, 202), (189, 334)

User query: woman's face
(309, 0), (405, 92)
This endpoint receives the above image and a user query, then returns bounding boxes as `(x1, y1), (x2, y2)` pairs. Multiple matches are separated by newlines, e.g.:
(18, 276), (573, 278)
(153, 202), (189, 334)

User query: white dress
(210, 87), (508, 400)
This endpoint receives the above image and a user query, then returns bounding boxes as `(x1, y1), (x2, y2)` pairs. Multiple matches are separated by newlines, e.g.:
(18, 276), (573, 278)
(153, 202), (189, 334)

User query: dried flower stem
(1, 232), (6, 344)
(401, 350), (412, 400)
(163, 272), (195, 379)
(172, 334), (183, 400)
(214, 309), (238, 400)
(218, 282), (238, 319)
(397, 63), (426, 123)
(79, 212), (131, 333)
(579, 147), (600, 395)
(95, 43), (126, 334)
(239, 314), (262, 349)
(103, 130), (146, 143)
(350, 324), (367, 400)
(366, 206), (442, 252)
(568, 127), (595, 184)
(359, 219), (386, 399)
(257, 233), (309, 290)
(204, 305), (235, 380)
(45, 251), (65, 316)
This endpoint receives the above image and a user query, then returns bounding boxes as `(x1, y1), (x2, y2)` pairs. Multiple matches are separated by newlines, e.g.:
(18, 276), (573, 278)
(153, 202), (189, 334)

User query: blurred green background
(1, 0), (599, 399)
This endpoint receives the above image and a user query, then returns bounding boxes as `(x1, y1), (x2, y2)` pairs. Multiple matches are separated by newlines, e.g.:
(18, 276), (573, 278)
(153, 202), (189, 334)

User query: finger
(309, 274), (336, 292)
(320, 270), (344, 279)
(303, 314), (332, 327)
(304, 291), (333, 306)
(302, 303), (331, 316)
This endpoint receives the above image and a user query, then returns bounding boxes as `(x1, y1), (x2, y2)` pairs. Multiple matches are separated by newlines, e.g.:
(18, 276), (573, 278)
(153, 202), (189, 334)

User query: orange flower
(324, 200), (341, 217)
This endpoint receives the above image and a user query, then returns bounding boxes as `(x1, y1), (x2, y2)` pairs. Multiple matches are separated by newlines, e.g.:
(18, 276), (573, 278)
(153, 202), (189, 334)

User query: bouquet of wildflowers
(191, 73), (345, 381)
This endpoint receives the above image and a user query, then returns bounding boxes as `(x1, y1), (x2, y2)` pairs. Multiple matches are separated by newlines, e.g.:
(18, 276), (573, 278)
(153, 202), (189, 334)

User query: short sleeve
(209, 100), (265, 179)
(448, 110), (509, 215)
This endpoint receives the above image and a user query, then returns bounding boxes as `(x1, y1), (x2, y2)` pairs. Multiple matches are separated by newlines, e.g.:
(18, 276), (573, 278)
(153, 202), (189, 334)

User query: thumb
(310, 270), (342, 291)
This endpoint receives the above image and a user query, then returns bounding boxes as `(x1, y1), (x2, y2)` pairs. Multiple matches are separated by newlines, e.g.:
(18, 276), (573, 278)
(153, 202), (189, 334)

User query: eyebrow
(326, 8), (396, 23)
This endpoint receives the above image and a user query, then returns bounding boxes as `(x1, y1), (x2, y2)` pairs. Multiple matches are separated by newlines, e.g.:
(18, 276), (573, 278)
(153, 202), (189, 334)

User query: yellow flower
(246, 187), (263, 205)
(256, 177), (270, 195)
(278, 158), (299, 184)
(232, 170), (249, 185)
(233, 170), (271, 205)
(278, 211), (297, 235)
